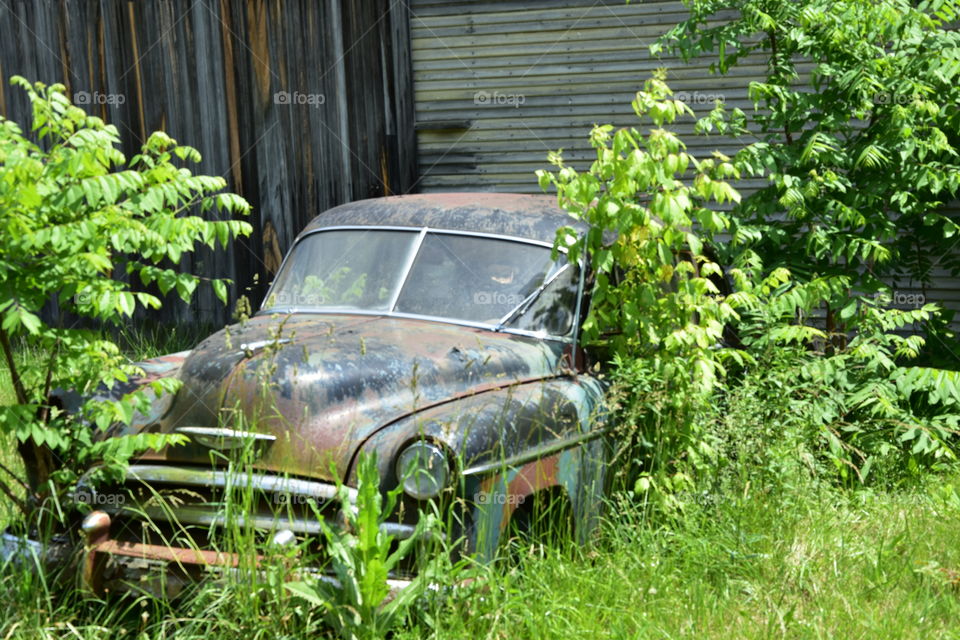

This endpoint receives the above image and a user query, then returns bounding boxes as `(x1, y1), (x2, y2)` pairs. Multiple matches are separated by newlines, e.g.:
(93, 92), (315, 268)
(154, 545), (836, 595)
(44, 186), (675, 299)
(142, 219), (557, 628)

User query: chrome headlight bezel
(395, 441), (449, 500)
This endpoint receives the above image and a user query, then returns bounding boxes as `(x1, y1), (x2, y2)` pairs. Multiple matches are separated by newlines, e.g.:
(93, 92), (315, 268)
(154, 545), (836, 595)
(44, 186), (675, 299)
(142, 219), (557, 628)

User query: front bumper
(1, 464), (422, 599)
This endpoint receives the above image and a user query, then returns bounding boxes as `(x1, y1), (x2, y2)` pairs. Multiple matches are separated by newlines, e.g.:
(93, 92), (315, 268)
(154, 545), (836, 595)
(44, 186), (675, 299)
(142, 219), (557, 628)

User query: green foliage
(540, 70), (960, 497)
(538, 71), (750, 383)
(0, 76), (252, 513)
(658, 0), (960, 332)
(285, 453), (443, 640)
(538, 70), (760, 493)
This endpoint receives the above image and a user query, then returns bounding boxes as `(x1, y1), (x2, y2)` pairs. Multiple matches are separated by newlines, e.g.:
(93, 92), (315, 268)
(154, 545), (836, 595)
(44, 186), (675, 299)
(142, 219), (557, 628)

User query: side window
(507, 265), (579, 336)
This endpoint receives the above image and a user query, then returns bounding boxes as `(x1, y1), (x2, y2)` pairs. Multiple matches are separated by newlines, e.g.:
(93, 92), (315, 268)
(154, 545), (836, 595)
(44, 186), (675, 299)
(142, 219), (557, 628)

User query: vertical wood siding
(0, 0), (417, 326)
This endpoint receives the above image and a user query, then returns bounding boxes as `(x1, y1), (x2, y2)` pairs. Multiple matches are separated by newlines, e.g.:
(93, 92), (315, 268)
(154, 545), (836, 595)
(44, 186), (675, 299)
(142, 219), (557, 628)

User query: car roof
(301, 193), (590, 244)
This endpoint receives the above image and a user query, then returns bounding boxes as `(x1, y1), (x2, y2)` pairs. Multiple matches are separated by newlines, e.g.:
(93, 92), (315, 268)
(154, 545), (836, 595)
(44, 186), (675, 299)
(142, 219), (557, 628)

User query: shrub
(538, 71), (960, 502)
(0, 76), (252, 520)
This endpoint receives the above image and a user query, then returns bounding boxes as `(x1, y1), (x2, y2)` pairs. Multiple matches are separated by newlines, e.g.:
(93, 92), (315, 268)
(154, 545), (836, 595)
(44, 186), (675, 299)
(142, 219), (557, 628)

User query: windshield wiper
(493, 263), (571, 332)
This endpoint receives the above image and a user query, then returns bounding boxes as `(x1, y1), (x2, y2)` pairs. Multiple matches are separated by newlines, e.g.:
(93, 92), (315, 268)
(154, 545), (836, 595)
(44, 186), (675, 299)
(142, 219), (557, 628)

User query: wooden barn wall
(0, 0), (417, 327)
(409, 0), (960, 336)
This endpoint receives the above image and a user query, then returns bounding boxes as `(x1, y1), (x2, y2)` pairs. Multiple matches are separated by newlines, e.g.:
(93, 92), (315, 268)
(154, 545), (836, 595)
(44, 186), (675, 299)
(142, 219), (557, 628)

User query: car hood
(140, 313), (565, 482)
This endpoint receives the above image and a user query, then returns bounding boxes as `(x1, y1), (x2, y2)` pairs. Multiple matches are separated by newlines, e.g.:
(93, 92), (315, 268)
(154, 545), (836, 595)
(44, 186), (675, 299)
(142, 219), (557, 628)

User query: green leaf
(212, 279), (228, 304)
(284, 582), (328, 609)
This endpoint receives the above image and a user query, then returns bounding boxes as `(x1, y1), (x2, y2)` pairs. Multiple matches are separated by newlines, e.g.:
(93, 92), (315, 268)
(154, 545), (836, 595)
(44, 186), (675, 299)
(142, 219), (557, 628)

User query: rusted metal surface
(142, 312), (583, 482)
(29, 194), (611, 592)
(303, 193), (588, 244)
(92, 540), (251, 568)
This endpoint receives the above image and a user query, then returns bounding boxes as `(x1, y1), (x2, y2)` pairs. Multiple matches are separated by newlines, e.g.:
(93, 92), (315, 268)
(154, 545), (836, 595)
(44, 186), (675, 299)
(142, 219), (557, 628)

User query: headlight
(395, 441), (449, 500)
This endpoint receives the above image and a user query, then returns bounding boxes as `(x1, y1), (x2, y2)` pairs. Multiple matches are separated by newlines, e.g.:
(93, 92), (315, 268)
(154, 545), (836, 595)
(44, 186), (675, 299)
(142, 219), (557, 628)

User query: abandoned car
(9, 193), (610, 595)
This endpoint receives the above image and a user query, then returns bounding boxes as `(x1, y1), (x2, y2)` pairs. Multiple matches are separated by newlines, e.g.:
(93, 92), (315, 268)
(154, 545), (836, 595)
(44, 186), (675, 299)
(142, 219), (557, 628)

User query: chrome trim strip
(387, 311), (574, 343)
(115, 505), (417, 539)
(124, 465), (357, 503)
(460, 428), (608, 477)
(297, 225), (564, 250)
(238, 338), (291, 357)
(175, 427), (276, 443)
(255, 308), (575, 344)
(572, 254), (587, 354)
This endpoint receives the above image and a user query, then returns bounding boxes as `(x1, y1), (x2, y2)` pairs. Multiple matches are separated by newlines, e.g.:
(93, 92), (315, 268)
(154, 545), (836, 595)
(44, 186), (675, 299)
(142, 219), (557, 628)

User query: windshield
(266, 230), (417, 311)
(264, 229), (578, 336)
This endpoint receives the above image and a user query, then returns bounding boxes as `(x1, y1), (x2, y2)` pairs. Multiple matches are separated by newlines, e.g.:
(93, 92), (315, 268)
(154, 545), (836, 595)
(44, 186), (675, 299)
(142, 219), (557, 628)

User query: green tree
(0, 77), (252, 516)
(538, 71), (757, 495)
(658, 0), (960, 335)
(539, 71), (959, 492)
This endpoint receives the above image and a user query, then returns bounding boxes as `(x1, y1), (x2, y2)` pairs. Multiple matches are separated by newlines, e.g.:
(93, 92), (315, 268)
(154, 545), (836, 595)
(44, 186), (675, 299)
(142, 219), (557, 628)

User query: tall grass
(398, 477), (960, 639)
(2, 330), (960, 638)
(3, 475), (955, 639)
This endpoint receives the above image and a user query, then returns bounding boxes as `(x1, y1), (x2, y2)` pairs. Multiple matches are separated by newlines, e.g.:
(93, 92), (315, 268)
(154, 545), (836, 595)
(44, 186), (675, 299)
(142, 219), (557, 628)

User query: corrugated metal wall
(409, 0), (960, 335)
(410, 0), (763, 193)
(0, 0), (416, 327)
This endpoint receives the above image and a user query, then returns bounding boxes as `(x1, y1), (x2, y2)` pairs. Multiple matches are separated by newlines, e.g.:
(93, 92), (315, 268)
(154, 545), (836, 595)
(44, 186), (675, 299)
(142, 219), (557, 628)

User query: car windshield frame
(259, 225), (585, 343)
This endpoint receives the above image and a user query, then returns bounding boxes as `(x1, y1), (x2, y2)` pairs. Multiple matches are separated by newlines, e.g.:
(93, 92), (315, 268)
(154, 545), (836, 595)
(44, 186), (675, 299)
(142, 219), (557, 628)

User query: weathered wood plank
(0, 0), (417, 327)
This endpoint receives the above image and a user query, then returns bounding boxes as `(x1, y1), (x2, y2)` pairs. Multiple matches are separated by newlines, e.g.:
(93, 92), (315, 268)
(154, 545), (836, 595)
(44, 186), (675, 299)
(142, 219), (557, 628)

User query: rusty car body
(5, 193), (610, 596)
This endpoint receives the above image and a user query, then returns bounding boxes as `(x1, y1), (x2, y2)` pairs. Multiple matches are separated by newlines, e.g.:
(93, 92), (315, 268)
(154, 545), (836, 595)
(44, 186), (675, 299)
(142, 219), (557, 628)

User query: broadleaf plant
(285, 452), (443, 640)
(0, 76), (252, 518)
(537, 70), (759, 496)
(658, 0), (960, 338)
(538, 70), (960, 499)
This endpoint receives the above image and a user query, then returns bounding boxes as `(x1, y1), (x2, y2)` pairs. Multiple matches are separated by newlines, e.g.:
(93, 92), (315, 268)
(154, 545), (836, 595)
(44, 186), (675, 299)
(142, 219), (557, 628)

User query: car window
(393, 233), (555, 324)
(506, 263), (579, 336)
(265, 229), (578, 336)
(266, 230), (417, 311)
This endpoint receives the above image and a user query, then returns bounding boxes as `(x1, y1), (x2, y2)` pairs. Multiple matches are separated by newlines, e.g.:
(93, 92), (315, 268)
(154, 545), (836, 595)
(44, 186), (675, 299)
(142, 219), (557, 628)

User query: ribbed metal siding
(409, 0), (767, 193)
(410, 0), (960, 335)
